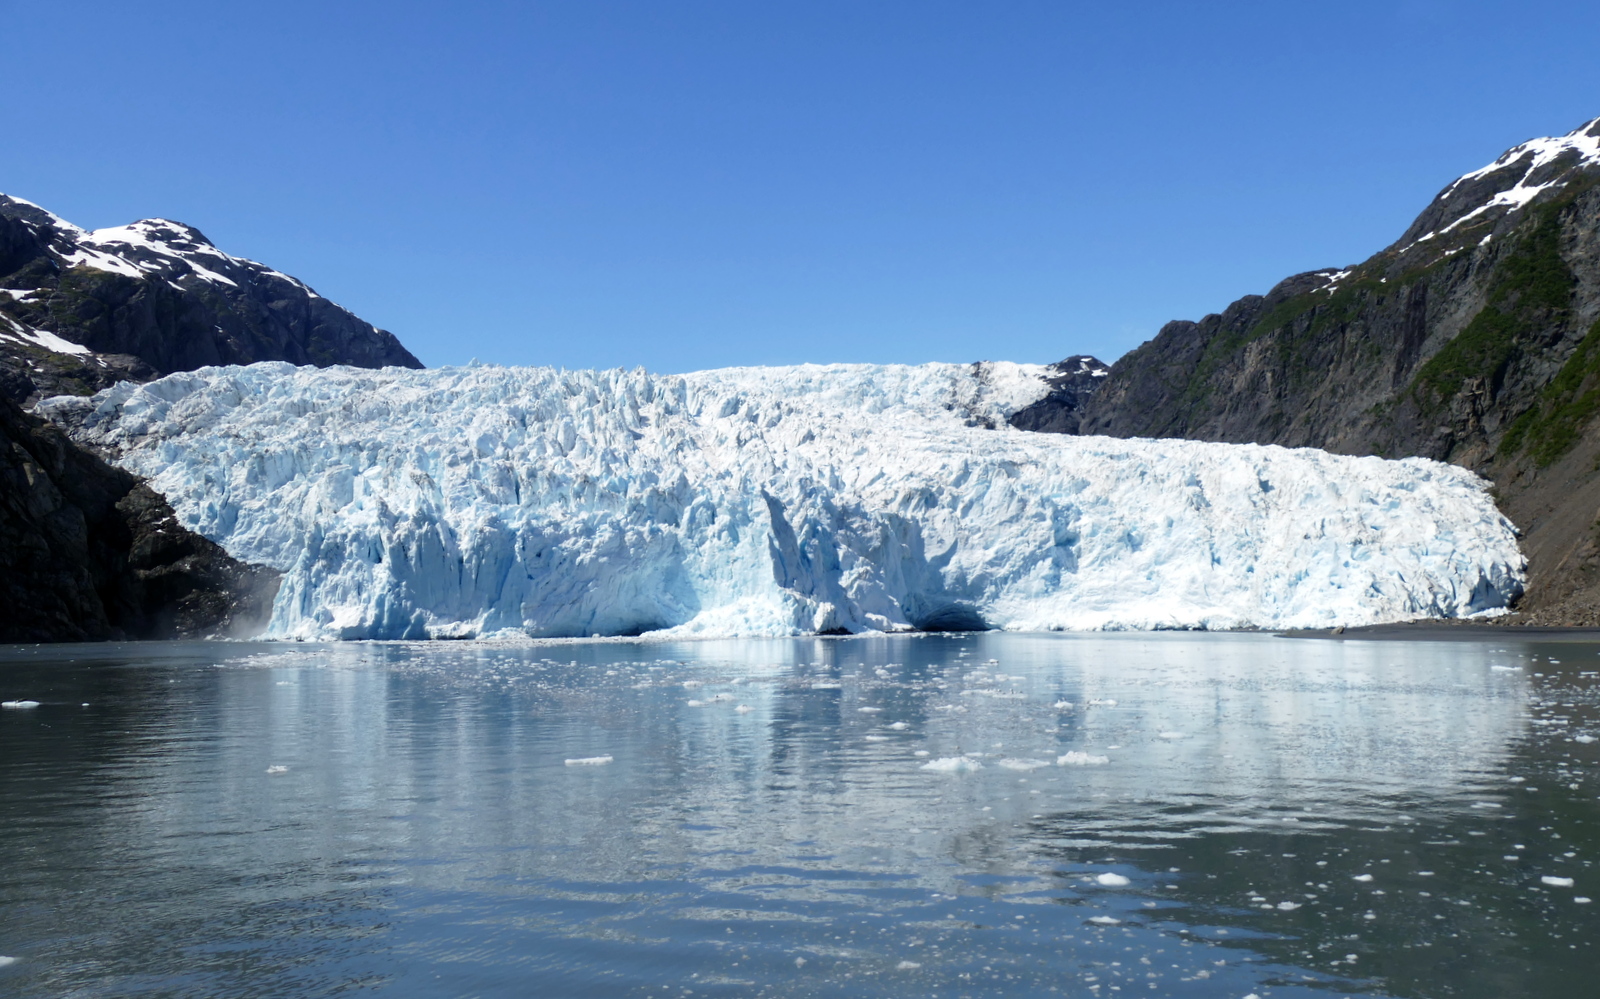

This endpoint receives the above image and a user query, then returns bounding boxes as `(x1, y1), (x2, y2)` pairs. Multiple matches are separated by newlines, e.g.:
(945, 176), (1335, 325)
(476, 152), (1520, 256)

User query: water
(0, 632), (1595, 998)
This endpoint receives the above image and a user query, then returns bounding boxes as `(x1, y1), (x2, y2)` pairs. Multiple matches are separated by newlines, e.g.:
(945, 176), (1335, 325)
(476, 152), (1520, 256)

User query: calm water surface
(1, 633), (1596, 998)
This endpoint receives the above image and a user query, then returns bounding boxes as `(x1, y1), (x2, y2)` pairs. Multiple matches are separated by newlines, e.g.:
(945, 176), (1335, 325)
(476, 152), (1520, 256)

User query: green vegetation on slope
(1410, 201), (1576, 415)
(1499, 318), (1600, 466)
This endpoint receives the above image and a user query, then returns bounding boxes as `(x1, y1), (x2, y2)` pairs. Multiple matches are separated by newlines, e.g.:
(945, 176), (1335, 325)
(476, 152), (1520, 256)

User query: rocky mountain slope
(1, 395), (278, 642)
(1016, 116), (1600, 622)
(0, 194), (421, 404)
(0, 191), (423, 640)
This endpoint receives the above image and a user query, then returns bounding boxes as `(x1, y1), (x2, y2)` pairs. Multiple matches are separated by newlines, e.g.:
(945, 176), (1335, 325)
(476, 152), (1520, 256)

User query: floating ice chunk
(1058, 751), (1109, 766)
(1353, 874), (1374, 882)
(1541, 875), (1576, 887)
(913, 750), (930, 757)
(1, 701), (40, 709)
(565, 755), (614, 766)
(1490, 665), (1521, 671)
(707, 693), (736, 702)
(896, 960), (922, 970)
(1088, 916), (1121, 925)
(1052, 700), (1075, 709)
(811, 682), (842, 690)
(735, 704), (753, 713)
(1158, 731), (1185, 740)
(1575, 735), (1597, 744)
(0, 956), (14, 967)
(858, 706), (882, 713)
(999, 758), (1052, 771)
(1277, 901), (1302, 910)
(682, 681), (702, 688)
(265, 765), (289, 774)
(1577, 897), (1593, 904)
(921, 756), (983, 773)
(1095, 872), (1131, 887)
(1088, 699), (1117, 707)
(887, 721), (908, 730)
(686, 699), (706, 707)
(864, 735), (890, 742)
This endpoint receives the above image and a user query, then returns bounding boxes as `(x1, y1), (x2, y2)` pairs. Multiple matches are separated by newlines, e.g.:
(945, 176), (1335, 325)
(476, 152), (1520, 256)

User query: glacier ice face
(42, 361), (1524, 640)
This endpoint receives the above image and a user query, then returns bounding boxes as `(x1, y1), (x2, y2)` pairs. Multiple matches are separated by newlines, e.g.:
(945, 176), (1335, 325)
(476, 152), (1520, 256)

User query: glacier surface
(43, 361), (1524, 639)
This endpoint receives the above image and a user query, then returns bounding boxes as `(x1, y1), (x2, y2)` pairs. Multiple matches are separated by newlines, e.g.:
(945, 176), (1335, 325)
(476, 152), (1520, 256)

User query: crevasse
(43, 361), (1524, 639)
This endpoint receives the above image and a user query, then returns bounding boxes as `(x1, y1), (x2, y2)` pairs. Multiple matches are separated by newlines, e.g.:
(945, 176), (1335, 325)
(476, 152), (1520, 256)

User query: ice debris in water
(565, 755), (614, 766)
(0, 956), (16, 967)
(265, 765), (289, 774)
(1, 700), (40, 709)
(43, 361), (1525, 640)
(896, 960), (922, 970)
(1353, 874), (1374, 882)
(1095, 872), (1131, 887)
(1058, 751), (1110, 766)
(1541, 876), (1576, 887)
(921, 756), (984, 773)
(1088, 916), (1121, 925)
(999, 758), (1053, 771)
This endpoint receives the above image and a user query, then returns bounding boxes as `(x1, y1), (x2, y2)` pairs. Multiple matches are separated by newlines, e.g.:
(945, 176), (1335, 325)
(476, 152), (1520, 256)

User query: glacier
(41, 361), (1523, 640)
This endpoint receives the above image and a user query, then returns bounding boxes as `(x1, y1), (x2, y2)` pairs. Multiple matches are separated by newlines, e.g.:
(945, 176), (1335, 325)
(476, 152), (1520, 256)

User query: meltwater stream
(1, 633), (1596, 998)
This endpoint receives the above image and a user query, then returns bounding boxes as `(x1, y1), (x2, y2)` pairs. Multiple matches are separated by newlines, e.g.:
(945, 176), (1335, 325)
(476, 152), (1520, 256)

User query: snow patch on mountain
(1398, 116), (1600, 253)
(43, 361), (1524, 640)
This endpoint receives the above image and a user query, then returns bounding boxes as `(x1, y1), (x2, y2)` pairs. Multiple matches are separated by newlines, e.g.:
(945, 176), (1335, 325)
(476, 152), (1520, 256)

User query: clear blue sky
(2, 1), (1597, 371)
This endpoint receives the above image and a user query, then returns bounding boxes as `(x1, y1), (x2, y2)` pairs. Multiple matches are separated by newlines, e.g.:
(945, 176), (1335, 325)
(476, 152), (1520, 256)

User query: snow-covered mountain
(1391, 115), (1600, 256)
(0, 193), (420, 403)
(43, 360), (1524, 640)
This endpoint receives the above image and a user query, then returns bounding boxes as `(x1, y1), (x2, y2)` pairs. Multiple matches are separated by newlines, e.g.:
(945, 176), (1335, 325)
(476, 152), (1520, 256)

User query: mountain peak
(1394, 114), (1600, 254)
(0, 192), (422, 403)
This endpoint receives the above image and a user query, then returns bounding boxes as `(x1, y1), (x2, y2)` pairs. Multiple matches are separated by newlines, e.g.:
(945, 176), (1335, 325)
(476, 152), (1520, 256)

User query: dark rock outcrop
(0, 193), (422, 405)
(1024, 116), (1600, 620)
(1, 395), (278, 642)
(1008, 355), (1109, 433)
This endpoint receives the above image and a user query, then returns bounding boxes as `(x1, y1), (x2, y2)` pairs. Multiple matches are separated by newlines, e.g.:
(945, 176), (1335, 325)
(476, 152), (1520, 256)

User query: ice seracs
(44, 360), (1525, 640)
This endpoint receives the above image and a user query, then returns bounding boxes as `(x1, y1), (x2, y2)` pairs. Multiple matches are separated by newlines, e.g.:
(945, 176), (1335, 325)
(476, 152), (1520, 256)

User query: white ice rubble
(42, 360), (1524, 640)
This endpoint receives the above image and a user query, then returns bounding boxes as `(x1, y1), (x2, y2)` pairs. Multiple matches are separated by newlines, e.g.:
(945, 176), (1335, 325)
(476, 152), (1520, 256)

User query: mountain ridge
(1015, 115), (1600, 622)
(0, 193), (421, 404)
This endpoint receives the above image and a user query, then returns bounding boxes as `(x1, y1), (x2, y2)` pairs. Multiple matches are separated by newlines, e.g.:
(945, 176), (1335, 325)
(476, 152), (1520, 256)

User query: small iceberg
(1058, 751), (1109, 766)
(921, 756), (983, 773)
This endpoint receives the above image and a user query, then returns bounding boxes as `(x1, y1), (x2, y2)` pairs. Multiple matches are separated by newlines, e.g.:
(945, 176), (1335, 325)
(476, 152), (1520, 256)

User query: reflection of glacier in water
(46, 362), (1523, 638)
(3, 633), (1587, 999)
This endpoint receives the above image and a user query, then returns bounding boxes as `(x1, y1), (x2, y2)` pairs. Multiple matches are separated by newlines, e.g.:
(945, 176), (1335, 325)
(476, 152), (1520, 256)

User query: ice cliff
(42, 361), (1524, 639)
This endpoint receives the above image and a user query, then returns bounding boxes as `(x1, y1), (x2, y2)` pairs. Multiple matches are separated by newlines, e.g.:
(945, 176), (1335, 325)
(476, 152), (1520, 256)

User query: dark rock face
(1008, 355), (1110, 433)
(1027, 116), (1600, 620)
(0, 193), (422, 405)
(0, 395), (278, 642)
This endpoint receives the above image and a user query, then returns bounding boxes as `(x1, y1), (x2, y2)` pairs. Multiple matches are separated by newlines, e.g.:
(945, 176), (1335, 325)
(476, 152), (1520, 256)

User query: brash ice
(43, 361), (1524, 639)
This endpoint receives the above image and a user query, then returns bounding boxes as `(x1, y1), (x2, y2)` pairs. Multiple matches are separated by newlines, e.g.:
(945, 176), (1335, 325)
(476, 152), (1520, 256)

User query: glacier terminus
(42, 361), (1524, 640)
